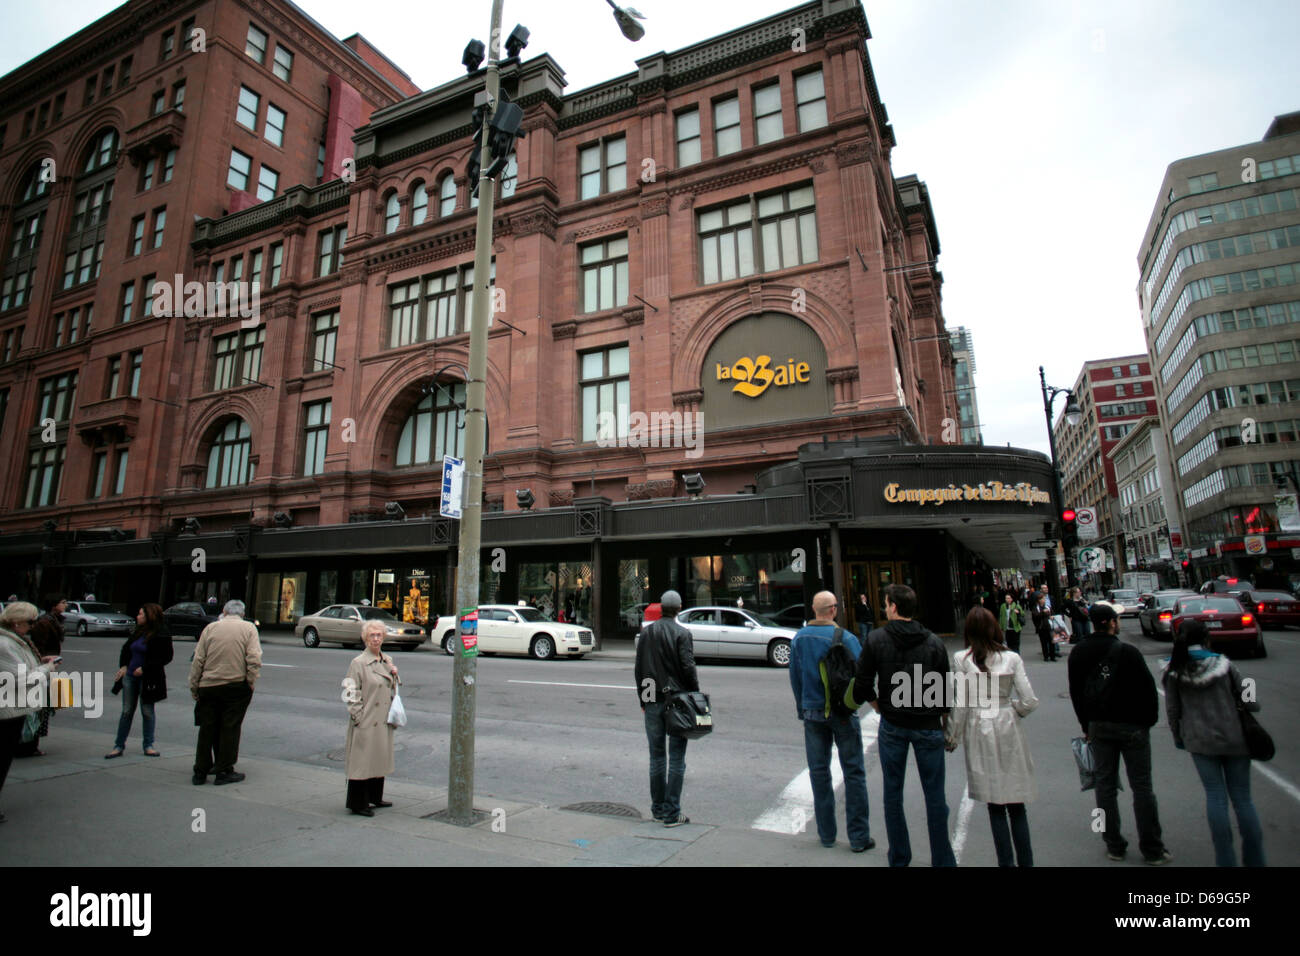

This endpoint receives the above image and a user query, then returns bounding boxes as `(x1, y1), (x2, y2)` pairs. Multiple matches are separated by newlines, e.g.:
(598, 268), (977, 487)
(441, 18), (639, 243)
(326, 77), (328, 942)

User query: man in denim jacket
(789, 591), (874, 852)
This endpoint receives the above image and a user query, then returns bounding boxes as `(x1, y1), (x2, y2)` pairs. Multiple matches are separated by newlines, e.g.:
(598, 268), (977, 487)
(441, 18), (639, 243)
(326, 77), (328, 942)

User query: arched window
(384, 192), (400, 234)
(206, 417), (254, 488)
(438, 174), (456, 217)
(411, 182), (428, 226)
(63, 128), (119, 291)
(2, 165), (51, 312)
(395, 383), (465, 467)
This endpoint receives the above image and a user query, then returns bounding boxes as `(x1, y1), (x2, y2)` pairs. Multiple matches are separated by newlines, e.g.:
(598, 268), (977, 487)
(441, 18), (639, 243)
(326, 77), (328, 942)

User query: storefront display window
(518, 561), (593, 624)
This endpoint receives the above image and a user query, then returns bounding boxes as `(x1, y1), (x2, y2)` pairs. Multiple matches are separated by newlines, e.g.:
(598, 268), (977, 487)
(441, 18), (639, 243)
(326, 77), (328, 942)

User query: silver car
(672, 606), (797, 667)
(1138, 590), (1198, 639)
(63, 601), (136, 636)
(296, 604), (428, 650)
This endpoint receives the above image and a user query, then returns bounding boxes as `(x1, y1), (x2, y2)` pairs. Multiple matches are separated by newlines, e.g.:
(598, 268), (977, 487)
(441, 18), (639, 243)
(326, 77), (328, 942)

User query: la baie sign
(715, 355), (812, 398)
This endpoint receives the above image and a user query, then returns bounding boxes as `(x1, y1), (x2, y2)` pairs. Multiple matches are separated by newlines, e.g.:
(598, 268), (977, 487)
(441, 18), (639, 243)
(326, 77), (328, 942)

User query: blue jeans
(1089, 721), (1165, 859)
(114, 673), (155, 752)
(1190, 752), (1266, 867)
(802, 710), (870, 848)
(877, 717), (956, 866)
(644, 701), (688, 821)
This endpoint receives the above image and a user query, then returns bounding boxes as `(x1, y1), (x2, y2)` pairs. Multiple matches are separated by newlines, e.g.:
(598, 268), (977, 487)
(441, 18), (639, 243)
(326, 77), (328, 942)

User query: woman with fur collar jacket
(1161, 621), (1265, 866)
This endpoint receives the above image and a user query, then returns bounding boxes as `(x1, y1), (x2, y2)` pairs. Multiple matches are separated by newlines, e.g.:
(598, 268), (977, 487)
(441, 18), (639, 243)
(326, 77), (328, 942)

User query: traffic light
(1061, 508), (1077, 546)
(1181, 559), (1191, 571)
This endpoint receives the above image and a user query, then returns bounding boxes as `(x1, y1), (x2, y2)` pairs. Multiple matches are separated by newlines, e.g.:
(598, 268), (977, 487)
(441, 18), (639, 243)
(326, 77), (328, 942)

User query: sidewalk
(2, 723), (877, 867)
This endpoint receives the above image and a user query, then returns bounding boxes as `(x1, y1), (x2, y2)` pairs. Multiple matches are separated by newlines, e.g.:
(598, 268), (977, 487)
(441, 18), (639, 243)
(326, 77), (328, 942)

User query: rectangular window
(580, 236), (630, 313)
(1115, 383), (1126, 397)
(580, 345), (630, 443)
(151, 207), (166, 248)
(131, 217), (146, 257)
(236, 86), (260, 130)
(1129, 363), (1140, 376)
(422, 271), (459, 340)
(119, 56), (132, 88)
(227, 149), (252, 191)
(151, 91), (166, 115)
(37, 102), (49, 131)
(113, 449), (128, 496)
(141, 275), (157, 318)
(269, 242), (283, 286)
(388, 280), (421, 349)
(160, 30), (175, 61)
(698, 183), (818, 284)
(120, 283), (135, 324)
(162, 149), (176, 183)
(303, 400), (331, 476)
(181, 18), (196, 47)
(318, 226), (346, 276)
(230, 255), (244, 282)
(265, 104), (285, 147)
(753, 84), (783, 145)
(83, 76), (96, 108)
(240, 327), (264, 383)
(91, 451), (107, 499)
(249, 250), (263, 289)
(129, 350), (142, 397)
(172, 82), (185, 112)
(213, 333), (237, 390)
(37, 372), (77, 422)
(273, 46), (294, 82)
(141, 157), (156, 191)
(246, 24), (268, 64)
(312, 311), (339, 371)
(578, 135), (627, 199)
(53, 93), (66, 122)
(106, 356), (122, 398)
(25, 444), (65, 508)
(676, 108), (701, 167)
(714, 96), (741, 156)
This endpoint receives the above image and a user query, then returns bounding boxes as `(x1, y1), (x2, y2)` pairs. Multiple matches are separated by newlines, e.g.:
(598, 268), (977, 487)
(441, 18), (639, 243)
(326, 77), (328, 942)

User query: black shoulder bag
(661, 630), (713, 739)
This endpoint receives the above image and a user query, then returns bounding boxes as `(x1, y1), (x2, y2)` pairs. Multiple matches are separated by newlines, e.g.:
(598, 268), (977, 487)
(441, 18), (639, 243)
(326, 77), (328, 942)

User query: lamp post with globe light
(1039, 366), (1083, 610)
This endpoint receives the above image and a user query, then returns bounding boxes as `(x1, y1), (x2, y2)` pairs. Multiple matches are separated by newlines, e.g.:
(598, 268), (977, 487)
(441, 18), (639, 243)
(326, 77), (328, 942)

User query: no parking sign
(1076, 507), (1098, 541)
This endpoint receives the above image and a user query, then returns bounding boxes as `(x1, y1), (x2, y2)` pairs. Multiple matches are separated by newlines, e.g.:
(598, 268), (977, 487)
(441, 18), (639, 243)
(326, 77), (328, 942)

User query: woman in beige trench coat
(947, 606), (1039, 866)
(342, 620), (400, 817)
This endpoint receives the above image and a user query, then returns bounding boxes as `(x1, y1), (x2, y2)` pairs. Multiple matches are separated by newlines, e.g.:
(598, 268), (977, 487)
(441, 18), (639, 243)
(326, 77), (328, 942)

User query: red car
(1170, 596), (1265, 658)
(1241, 590), (1300, 630)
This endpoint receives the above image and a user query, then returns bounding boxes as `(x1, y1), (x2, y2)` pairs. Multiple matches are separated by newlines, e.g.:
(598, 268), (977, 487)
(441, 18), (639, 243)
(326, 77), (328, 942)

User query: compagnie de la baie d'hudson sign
(883, 482), (1052, 506)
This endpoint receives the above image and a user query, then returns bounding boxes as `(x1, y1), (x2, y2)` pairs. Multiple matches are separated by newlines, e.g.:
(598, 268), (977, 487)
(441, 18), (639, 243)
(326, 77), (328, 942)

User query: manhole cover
(560, 802), (642, 819)
(422, 808), (492, 824)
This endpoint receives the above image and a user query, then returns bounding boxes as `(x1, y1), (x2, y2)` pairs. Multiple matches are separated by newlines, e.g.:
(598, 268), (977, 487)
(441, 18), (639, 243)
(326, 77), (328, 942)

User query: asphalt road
(54, 617), (1300, 866)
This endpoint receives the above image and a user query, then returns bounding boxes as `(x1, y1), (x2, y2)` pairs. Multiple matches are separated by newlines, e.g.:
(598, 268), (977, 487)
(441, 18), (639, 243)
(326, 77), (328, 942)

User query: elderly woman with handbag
(1162, 620), (1266, 866)
(341, 620), (401, 817)
(0, 602), (59, 821)
(106, 603), (174, 758)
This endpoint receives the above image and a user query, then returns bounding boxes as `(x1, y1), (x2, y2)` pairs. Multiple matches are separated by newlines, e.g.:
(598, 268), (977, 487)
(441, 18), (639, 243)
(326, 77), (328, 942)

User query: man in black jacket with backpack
(1068, 603), (1172, 864)
(634, 590), (698, 827)
(853, 584), (956, 867)
(789, 590), (873, 852)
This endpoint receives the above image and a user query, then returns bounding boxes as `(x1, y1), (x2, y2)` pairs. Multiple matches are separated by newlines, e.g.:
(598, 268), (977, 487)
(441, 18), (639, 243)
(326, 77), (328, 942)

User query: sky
(4, 0), (1299, 457)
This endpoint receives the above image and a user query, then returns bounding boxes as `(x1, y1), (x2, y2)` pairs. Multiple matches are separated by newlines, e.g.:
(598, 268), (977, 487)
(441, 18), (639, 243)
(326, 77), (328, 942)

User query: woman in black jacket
(1031, 592), (1057, 662)
(106, 603), (173, 758)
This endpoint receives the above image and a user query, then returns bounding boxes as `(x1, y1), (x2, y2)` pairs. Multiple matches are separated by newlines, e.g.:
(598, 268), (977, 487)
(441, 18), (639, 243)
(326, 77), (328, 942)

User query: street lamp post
(1039, 366), (1082, 611)
(446, 0), (644, 827)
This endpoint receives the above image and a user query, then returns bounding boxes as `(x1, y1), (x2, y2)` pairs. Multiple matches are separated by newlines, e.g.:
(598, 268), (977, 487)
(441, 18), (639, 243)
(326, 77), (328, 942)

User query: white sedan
(649, 606), (797, 667)
(433, 605), (594, 660)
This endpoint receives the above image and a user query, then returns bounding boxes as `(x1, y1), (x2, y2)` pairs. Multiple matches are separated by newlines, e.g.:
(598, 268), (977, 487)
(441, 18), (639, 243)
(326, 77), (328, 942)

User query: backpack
(1084, 641), (1124, 712)
(819, 627), (859, 718)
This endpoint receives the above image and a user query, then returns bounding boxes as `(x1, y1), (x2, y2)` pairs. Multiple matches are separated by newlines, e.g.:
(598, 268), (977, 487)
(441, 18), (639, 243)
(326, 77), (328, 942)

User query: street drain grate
(561, 802), (642, 819)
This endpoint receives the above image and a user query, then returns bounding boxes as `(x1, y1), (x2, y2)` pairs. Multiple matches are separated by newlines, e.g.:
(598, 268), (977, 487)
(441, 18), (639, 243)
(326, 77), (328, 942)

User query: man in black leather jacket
(634, 590), (699, 827)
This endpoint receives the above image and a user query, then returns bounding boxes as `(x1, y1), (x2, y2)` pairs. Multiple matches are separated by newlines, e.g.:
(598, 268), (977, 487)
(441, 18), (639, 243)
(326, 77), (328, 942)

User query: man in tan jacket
(189, 599), (262, 785)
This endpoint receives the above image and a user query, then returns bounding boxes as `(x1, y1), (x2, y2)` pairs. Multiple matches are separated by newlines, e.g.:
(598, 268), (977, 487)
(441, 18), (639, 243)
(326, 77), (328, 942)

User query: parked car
(63, 601), (136, 637)
(770, 604), (808, 630)
(1240, 590), (1300, 630)
(620, 602), (651, 629)
(668, 605), (797, 667)
(1199, 578), (1252, 597)
(297, 604), (428, 650)
(164, 602), (221, 638)
(1170, 595), (1264, 658)
(1102, 589), (1142, 617)
(1137, 590), (1198, 639)
(433, 604), (593, 660)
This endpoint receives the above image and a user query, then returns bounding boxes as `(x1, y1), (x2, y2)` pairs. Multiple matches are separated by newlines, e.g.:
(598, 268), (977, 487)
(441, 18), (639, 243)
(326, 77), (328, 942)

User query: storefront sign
(882, 481), (1051, 507)
(1158, 538), (1173, 560)
(715, 356), (811, 397)
(1244, 534), (1267, 555)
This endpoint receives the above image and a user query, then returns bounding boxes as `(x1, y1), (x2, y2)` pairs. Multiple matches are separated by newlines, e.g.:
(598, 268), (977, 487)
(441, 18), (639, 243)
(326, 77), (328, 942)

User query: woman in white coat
(947, 606), (1039, 866)
(342, 620), (400, 817)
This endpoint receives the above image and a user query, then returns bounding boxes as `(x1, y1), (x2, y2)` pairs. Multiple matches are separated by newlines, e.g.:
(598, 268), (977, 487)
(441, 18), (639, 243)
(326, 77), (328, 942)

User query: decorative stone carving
(626, 478), (675, 501)
(622, 307), (645, 327)
(548, 489), (575, 507)
(809, 157), (827, 174)
(676, 194), (696, 211)
(639, 195), (669, 219)
(553, 321), (577, 339)
(513, 208), (557, 239)
(826, 366), (860, 384)
(834, 139), (872, 168)
(338, 261), (367, 286)
(672, 389), (703, 408)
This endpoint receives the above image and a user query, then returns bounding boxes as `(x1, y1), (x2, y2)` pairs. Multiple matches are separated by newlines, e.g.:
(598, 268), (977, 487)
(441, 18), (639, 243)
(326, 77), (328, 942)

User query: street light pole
(1039, 366), (1080, 610)
(447, 0), (505, 827)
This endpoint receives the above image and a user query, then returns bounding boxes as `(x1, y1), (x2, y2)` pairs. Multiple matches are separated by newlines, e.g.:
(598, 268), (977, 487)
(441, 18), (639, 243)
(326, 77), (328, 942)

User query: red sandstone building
(1, 0), (1055, 639)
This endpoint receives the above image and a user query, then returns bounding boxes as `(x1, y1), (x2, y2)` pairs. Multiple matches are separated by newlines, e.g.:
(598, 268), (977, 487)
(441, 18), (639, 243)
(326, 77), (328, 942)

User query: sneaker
(663, 816), (690, 828)
(1144, 850), (1173, 866)
(213, 772), (246, 786)
(851, 838), (877, 852)
(1105, 848), (1126, 861)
